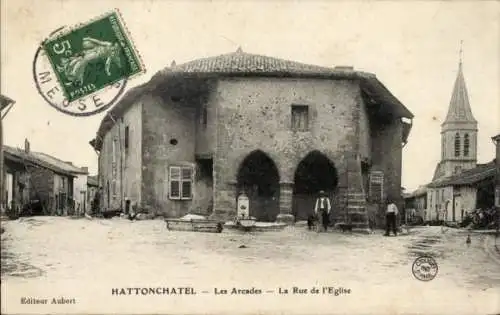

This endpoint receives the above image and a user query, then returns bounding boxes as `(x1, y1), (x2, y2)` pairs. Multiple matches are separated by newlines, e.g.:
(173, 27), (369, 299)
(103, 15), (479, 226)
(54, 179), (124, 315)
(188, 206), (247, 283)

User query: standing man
(314, 190), (331, 232)
(384, 197), (399, 236)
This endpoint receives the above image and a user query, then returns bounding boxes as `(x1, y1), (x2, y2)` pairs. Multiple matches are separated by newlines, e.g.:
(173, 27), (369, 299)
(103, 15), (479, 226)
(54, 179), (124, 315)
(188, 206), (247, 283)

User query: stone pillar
(210, 181), (237, 222)
(276, 181), (294, 224)
(336, 152), (369, 231)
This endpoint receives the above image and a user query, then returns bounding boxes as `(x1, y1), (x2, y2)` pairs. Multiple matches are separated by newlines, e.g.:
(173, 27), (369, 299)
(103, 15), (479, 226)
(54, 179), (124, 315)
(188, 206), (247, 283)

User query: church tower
(434, 44), (478, 180)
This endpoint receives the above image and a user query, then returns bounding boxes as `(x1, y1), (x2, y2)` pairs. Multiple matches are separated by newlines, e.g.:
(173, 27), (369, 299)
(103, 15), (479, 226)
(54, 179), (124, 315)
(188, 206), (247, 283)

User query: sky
(1, 0), (499, 192)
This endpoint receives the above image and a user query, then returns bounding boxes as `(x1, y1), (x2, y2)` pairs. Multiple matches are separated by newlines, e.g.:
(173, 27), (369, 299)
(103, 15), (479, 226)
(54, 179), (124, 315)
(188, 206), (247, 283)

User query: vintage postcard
(1, 1), (499, 314)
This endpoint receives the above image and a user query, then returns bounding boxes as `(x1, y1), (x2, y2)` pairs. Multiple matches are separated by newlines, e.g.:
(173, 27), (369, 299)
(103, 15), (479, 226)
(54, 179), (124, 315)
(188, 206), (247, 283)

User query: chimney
(65, 161), (73, 166)
(81, 167), (89, 173)
(24, 138), (30, 154)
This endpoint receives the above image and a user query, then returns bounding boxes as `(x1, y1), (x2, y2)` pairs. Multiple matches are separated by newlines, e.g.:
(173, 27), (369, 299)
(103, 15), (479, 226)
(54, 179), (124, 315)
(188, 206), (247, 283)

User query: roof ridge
(167, 50), (340, 73)
(4, 148), (76, 176)
(4, 145), (87, 175)
(33, 153), (87, 173)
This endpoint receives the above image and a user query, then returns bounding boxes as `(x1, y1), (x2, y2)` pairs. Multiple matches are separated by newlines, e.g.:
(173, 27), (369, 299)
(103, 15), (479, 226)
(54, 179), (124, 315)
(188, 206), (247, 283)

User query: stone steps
(335, 190), (369, 228)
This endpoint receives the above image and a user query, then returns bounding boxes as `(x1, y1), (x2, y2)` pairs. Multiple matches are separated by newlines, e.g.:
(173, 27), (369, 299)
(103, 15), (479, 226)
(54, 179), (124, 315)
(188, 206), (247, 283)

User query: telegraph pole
(0, 94), (16, 218)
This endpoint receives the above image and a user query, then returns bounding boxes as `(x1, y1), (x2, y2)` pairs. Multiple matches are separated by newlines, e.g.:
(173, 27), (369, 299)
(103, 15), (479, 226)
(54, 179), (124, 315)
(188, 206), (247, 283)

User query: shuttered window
(201, 107), (208, 128)
(291, 105), (309, 131)
(169, 166), (194, 200)
(124, 126), (130, 150)
(454, 133), (460, 157)
(463, 133), (470, 156)
(368, 171), (384, 202)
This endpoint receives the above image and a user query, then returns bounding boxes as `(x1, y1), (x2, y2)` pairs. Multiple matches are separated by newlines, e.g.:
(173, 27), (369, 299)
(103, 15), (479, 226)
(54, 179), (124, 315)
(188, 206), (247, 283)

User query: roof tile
(3, 145), (87, 176)
(429, 161), (496, 188)
(91, 50), (414, 150)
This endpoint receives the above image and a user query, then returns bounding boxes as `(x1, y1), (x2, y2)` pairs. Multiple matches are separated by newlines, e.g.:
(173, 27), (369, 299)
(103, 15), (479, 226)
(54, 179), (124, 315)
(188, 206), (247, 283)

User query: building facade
(427, 163), (496, 223)
(86, 175), (99, 214)
(3, 140), (88, 216)
(91, 50), (414, 228)
(403, 185), (427, 223)
(0, 94), (15, 217)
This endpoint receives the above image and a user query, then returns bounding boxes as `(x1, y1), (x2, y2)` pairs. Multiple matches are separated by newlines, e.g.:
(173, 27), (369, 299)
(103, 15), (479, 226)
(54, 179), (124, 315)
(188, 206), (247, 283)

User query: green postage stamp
(40, 9), (144, 105)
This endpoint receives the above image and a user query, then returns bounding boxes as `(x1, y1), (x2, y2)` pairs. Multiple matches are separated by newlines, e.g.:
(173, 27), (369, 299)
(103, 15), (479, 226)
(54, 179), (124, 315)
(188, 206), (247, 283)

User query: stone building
(427, 161), (496, 223)
(492, 134), (500, 210)
(403, 185), (427, 223)
(0, 94), (15, 217)
(86, 175), (100, 212)
(3, 140), (88, 216)
(90, 49), (413, 228)
(424, 58), (497, 223)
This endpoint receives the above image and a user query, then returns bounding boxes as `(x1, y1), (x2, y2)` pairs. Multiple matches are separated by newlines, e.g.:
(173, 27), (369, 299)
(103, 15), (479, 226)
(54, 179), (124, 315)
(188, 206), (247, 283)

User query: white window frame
(169, 166), (194, 200)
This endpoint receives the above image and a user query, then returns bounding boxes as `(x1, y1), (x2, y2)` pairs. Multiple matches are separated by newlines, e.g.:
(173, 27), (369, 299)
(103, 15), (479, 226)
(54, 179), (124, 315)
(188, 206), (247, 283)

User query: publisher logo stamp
(412, 256), (438, 281)
(33, 9), (145, 116)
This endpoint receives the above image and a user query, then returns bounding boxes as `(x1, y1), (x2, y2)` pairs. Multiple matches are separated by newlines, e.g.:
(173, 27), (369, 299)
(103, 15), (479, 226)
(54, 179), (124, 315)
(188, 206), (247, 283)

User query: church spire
(443, 41), (476, 125)
(459, 40), (463, 67)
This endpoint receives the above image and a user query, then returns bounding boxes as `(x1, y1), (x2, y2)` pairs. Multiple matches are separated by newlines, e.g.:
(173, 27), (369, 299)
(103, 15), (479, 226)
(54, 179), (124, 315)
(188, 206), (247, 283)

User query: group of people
(306, 190), (400, 236)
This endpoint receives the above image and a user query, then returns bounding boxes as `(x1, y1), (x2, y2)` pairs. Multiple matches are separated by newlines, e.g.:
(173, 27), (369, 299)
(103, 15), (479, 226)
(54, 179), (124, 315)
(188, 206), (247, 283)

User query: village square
(0, 1), (499, 315)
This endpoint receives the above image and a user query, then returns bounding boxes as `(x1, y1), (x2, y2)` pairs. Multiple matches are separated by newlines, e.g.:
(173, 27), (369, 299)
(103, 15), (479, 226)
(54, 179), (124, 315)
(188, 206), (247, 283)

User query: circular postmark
(33, 26), (128, 117)
(412, 256), (438, 281)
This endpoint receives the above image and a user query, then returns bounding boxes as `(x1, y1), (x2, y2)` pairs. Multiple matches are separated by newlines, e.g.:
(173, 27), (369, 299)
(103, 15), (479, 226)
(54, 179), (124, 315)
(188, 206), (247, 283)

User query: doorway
(237, 150), (280, 222)
(292, 151), (338, 221)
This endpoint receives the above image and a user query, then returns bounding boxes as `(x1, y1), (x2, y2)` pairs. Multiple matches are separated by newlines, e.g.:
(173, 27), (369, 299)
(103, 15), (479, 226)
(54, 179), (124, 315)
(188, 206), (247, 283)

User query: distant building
(3, 139), (88, 216)
(421, 57), (497, 224)
(86, 175), (99, 214)
(403, 185), (427, 223)
(0, 94), (15, 216)
(73, 171), (89, 215)
(492, 134), (500, 210)
(90, 49), (414, 227)
(428, 161), (496, 222)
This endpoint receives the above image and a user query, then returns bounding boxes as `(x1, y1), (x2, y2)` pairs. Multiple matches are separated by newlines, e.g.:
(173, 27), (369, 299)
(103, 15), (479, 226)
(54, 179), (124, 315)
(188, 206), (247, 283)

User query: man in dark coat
(313, 190), (331, 232)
